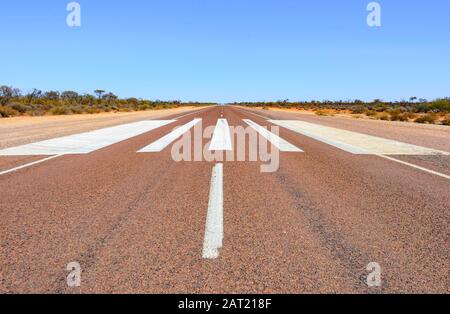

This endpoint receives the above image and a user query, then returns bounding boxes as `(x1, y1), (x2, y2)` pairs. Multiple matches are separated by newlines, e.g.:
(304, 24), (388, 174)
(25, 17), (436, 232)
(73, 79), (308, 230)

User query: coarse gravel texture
(0, 106), (448, 293)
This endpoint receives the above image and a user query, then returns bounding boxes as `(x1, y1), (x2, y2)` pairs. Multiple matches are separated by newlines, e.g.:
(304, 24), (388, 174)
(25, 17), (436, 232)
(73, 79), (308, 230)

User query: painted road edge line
(202, 163), (224, 259)
(243, 119), (303, 152)
(0, 155), (62, 176)
(233, 106), (271, 120)
(172, 106), (214, 121)
(377, 154), (450, 180)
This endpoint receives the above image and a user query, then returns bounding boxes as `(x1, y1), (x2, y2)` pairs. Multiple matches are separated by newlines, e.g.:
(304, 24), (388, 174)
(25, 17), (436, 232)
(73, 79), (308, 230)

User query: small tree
(102, 92), (118, 106)
(94, 89), (105, 101)
(0, 85), (14, 106)
(44, 91), (60, 100)
(26, 89), (42, 105)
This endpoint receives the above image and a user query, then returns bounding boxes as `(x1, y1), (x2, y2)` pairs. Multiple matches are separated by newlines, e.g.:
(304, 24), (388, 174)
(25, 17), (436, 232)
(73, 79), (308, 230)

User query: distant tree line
(0, 85), (216, 118)
(232, 98), (450, 125)
(232, 98), (450, 113)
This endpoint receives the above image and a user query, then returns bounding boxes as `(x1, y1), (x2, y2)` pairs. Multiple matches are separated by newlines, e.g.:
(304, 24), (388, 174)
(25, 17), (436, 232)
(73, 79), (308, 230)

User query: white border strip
(0, 155), (62, 176)
(202, 163), (224, 259)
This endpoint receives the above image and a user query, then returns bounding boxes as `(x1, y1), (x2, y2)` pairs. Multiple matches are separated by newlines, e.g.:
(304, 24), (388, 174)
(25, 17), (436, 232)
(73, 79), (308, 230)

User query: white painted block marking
(209, 119), (232, 151)
(0, 120), (175, 156)
(202, 163), (224, 259)
(269, 120), (450, 155)
(243, 119), (303, 152)
(138, 119), (201, 152)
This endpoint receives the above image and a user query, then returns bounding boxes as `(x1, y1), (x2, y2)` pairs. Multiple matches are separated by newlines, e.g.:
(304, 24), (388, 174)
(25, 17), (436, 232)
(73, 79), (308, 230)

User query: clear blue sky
(1, 0), (449, 103)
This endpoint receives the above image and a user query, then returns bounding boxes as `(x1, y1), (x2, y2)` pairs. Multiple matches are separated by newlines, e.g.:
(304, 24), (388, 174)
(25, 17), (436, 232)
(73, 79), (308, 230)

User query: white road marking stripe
(243, 119), (303, 152)
(138, 119), (201, 152)
(377, 155), (450, 180)
(0, 155), (62, 176)
(0, 120), (175, 156)
(209, 119), (232, 151)
(269, 120), (450, 156)
(202, 163), (224, 259)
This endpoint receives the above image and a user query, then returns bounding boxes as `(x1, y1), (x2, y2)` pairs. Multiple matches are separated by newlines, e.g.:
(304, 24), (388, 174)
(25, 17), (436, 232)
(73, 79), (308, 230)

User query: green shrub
(50, 107), (71, 115)
(441, 117), (450, 126)
(315, 110), (335, 117)
(403, 112), (418, 120)
(378, 113), (390, 120)
(0, 105), (19, 117)
(365, 110), (377, 117)
(68, 105), (84, 114)
(388, 110), (409, 122)
(10, 103), (31, 113)
(429, 99), (450, 112)
(86, 108), (102, 114)
(350, 105), (366, 114)
(414, 114), (438, 124)
(139, 104), (150, 111)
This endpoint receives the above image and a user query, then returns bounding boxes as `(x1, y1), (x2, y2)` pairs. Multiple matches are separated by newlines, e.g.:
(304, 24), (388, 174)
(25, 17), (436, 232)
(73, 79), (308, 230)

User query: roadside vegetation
(0, 85), (215, 118)
(234, 98), (450, 126)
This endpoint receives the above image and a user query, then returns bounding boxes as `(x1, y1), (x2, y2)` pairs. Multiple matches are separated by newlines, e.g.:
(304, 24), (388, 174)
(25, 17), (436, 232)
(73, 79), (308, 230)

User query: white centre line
(202, 163), (224, 259)
(376, 154), (450, 180)
(209, 119), (232, 151)
(243, 119), (303, 152)
(138, 119), (202, 152)
(0, 155), (62, 176)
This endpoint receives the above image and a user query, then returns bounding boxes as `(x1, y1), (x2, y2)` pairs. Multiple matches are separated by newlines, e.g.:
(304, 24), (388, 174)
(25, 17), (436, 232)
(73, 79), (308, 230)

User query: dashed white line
(0, 155), (62, 176)
(202, 163), (224, 259)
(138, 119), (202, 152)
(209, 119), (232, 151)
(376, 154), (450, 180)
(243, 119), (303, 152)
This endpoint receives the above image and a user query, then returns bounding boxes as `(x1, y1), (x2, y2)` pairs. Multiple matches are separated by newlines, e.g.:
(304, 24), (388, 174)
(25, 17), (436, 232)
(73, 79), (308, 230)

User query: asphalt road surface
(0, 106), (448, 293)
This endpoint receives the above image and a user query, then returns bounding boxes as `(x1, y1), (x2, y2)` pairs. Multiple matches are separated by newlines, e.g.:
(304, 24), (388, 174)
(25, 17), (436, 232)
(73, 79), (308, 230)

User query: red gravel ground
(0, 106), (448, 293)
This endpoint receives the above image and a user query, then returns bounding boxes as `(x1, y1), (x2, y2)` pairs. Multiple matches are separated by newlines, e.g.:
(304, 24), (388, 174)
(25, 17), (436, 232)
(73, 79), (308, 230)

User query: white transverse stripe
(138, 119), (201, 152)
(202, 163), (224, 259)
(209, 119), (232, 151)
(377, 155), (450, 180)
(243, 119), (303, 152)
(0, 120), (175, 156)
(269, 120), (450, 155)
(0, 155), (62, 176)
